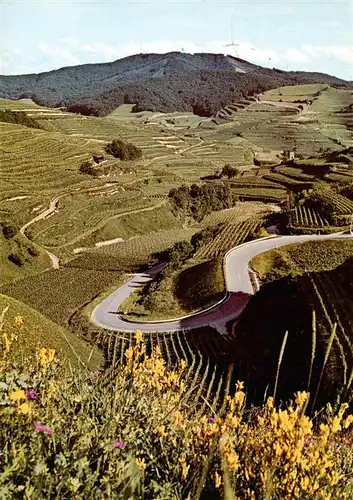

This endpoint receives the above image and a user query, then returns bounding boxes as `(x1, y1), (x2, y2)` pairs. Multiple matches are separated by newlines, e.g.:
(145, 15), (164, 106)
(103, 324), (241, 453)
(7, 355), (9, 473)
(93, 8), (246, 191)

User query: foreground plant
(1, 314), (353, 499)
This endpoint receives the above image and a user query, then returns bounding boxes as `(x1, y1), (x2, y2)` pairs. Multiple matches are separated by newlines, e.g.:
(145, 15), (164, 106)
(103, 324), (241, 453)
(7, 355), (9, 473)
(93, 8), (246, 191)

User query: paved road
(91, 234), (352, 333)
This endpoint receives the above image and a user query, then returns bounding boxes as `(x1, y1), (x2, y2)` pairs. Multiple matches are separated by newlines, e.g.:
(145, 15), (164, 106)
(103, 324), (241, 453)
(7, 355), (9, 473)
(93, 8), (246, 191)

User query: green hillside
(0, 294), (103, 370)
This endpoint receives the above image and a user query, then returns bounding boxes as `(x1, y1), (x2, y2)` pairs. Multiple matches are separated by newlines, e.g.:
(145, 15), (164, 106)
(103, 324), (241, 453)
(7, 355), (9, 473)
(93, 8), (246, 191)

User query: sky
(1, 0), (352, 80)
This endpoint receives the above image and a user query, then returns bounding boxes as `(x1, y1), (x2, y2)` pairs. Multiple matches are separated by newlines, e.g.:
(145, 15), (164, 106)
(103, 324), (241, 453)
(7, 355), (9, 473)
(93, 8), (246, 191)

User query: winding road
(91, 233), (352, 333)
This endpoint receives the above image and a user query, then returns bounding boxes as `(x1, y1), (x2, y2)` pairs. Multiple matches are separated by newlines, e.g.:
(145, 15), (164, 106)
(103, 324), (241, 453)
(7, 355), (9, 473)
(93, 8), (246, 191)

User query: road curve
(91, 233), (352, 333)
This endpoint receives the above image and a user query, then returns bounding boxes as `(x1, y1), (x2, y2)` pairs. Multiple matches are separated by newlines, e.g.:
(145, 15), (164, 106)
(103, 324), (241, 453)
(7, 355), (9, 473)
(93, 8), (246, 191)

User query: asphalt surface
(91, 233), (352, 333)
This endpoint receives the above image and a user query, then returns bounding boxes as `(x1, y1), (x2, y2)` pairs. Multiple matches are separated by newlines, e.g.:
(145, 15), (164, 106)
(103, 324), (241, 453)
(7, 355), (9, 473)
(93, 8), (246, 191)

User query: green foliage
(8, 253), (24, 267)
(105, 139), (142, 161)
(0, 109), (42, 129)
(79, 160), (98, 176)
(221, 164), (239, 179)
(0, 220), (17, 239)
(175, 258), (225, 311)
(169, 182), (236, 222)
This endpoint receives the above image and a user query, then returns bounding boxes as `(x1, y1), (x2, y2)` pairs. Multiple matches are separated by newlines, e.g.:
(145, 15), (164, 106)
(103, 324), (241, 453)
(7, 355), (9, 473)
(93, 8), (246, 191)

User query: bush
(79, 160), (97, 176)
(105, 139), (142, 161)
(27, 246), (39, 257)
(1, 323), (353, 499)
(1, 221), (17, 239)
(169, 182), (236, 222)
(8, 253), (24, 266)
(221, 164), (239, 179)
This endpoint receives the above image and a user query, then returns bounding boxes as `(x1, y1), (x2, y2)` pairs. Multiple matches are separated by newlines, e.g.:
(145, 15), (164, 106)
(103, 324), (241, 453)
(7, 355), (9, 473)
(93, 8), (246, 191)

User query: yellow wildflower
(37, 348), (55, 368)
(233, 390), (245, 407)
(2, 332), (11, 354)
(267, 396), (274, 409)
(179, 457), (189, 479)
(136, 458), (146, 471)
(13, 315), (24, 328)
(125, 347), (134, 360)
(18, 402), (31, 415)
(330, 416), (341, 434)
(225, 450), (239, 472)
(173, 411), (183, 427)
(48, 382), (56, 395)
(9, 389), (26, 401)
(236, 380), (244, 391)
(295, 391), (308, 407)
(343, 415), (353, 429)
(135, 330), (143, 343)
(157, 425), (167, 438)
(214, 471), (222, 489)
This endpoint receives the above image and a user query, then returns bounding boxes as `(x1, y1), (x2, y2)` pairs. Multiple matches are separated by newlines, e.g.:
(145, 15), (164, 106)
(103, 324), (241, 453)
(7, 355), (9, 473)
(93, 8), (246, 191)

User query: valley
(1, 32), (353, 497)
(1, 72), (353, 411)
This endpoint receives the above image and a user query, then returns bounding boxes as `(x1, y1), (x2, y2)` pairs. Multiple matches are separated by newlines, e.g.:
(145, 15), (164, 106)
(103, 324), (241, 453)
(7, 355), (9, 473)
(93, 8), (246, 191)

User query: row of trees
(0, 110), (42, 130)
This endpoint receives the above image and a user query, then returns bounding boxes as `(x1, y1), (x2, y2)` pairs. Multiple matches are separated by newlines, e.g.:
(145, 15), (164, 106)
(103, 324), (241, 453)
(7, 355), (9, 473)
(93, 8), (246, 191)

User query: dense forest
(1, 52), (352, 117)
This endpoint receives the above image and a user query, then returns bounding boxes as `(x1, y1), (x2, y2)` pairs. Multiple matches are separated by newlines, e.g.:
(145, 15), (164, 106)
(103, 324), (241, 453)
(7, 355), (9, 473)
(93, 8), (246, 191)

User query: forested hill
(1, 51), (352, 117)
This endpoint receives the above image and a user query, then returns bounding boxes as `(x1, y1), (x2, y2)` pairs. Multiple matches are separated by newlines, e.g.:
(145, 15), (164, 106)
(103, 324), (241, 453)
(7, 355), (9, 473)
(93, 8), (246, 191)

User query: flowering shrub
(1, 314), (353, 498)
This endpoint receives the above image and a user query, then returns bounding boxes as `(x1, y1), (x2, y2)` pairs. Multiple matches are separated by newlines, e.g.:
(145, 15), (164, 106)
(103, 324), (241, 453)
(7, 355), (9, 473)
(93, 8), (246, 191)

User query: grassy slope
(0, 233), (50, 285)
(251, 239), (353, 282)
(121, 258), (225, 320)
(0, 294), (103, 370)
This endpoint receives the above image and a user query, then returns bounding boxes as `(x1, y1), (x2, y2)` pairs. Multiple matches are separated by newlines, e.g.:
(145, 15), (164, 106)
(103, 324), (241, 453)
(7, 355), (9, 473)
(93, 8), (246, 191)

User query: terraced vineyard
(263, 172), (311, 188)
(291, 205), (330, 228)
(195, 218), (264, 259)
(89, 227), (199, 261)
(309, 190), (353, 216)
(298, 267), (353, 397)
(202, 202), (273, 226)
(229, 176), (284, 190)
(275, 166), (316, 181)
(231, 186), (287, 203)
(100, 328), (235, 411)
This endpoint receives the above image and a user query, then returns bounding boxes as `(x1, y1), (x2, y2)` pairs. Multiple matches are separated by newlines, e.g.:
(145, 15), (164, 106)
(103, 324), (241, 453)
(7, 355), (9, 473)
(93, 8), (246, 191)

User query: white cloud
(302, 44), (353, 63)
(38, 41), (80, 65)
(284, 48), (311, 63)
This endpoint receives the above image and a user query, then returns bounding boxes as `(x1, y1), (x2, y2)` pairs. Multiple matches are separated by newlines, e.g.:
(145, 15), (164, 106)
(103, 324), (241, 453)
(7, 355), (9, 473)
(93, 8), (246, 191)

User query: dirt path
(20, 195), (65, 269)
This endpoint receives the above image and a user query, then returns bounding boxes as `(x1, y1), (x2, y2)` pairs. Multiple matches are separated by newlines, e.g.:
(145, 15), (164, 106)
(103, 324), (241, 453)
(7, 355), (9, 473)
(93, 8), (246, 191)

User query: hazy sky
(1, 0), (352, 79)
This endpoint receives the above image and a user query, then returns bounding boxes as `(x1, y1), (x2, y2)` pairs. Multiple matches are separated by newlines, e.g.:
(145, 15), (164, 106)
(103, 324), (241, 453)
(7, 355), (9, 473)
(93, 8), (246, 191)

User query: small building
(283, 150), (295, 161)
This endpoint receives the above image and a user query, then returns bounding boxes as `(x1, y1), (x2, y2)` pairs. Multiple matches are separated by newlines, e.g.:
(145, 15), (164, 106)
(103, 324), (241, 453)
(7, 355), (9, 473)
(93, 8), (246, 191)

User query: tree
(105, 139), (142, 161)
(79, 161), (96, 176)
(1, 221), (17, 239)
(221, 164), (239, 179)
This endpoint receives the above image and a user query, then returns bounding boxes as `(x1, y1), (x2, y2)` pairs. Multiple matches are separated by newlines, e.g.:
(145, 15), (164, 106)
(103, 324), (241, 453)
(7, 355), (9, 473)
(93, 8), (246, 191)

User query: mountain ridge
(1, 51), (352, 117)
